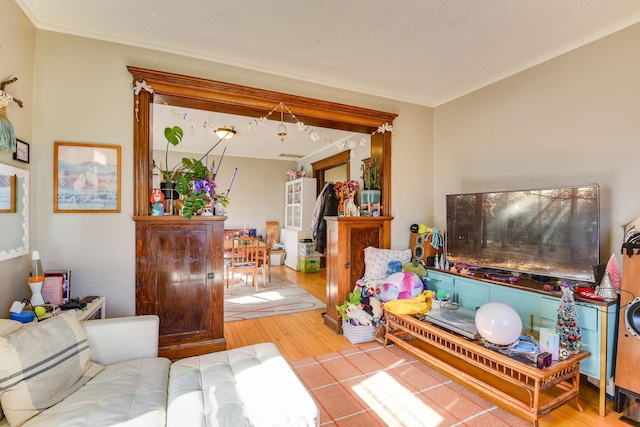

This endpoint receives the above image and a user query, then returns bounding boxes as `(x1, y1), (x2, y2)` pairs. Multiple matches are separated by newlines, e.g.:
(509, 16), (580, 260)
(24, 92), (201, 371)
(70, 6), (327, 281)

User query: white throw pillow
(363, 246), (412, 281)
(0, 311), (104, 427)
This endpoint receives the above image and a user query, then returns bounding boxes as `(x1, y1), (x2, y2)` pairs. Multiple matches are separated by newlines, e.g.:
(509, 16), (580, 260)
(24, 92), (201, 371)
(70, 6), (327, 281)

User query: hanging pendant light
(277, 102), (287, 141)
(215, 127), (236, 140)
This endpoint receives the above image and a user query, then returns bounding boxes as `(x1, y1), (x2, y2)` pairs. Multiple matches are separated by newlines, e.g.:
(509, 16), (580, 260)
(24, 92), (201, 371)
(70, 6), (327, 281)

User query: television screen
(445, 185), (599, 282)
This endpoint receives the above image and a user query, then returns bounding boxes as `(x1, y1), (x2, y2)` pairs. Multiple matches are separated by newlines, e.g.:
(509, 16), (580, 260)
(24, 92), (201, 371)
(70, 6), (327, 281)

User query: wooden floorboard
(224, 265), (631, 427)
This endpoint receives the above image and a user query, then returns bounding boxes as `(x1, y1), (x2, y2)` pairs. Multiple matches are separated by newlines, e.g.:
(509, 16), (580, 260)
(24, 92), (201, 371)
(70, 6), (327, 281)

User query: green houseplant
(360, 157), (381, 207)
(174, 140), (231, 219)
(152, 126), (185, 183)
(152, 126), (185, 202)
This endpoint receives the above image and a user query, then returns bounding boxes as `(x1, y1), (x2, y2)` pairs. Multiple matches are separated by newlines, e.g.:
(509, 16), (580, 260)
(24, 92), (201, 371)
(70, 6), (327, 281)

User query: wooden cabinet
(324, 216), (393, 333)
(134, 216), (226, 360)
(492, 287), (540, 334)
(454, 277), (491, 311)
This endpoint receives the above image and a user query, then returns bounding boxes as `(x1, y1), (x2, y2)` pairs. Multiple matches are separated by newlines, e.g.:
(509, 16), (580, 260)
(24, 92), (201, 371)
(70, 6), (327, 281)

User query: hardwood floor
(224, 266), (631, 426)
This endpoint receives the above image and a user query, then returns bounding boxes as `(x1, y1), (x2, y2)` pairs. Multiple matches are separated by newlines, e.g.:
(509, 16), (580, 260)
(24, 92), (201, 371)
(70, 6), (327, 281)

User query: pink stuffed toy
(379, 272), (424, 302)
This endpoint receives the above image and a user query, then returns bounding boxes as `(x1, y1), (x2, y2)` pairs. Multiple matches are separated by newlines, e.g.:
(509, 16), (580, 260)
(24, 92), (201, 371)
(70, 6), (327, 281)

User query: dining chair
(257, 233), (274, 283)
(228, 237), (261, 293)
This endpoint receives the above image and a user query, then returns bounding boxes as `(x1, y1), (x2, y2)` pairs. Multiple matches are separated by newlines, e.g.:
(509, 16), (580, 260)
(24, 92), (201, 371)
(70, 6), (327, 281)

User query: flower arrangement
(176, 158), (230, 219)
(341, 180), (360, 199)
(286, 167), (306, 181)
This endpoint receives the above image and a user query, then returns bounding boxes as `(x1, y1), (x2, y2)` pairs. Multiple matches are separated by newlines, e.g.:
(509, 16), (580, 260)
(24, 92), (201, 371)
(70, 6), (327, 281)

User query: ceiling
(15, 0), (640, 159)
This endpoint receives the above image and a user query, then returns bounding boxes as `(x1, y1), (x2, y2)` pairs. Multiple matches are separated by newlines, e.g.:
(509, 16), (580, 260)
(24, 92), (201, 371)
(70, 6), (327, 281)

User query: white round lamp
(475, 302), (522, 345)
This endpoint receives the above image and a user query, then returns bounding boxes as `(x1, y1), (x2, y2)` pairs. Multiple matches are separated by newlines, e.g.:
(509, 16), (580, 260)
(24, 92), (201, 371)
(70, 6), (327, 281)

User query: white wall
(0, 0), (35, 314)
(434, 22), (640, 265)
(31, 31), (429, 316)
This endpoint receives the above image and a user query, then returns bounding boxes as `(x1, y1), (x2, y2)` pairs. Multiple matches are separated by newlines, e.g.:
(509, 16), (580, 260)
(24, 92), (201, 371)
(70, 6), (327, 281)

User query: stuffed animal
(349, 289), (362, 305)
(336, 300), (349, 319)
(402, 260), (427, 278)
(345, 303), (373, 326)
(386, 260), (403, 276)
(360, 296), (383, 322)
(356, 279), (379, 298)
(379, 272), (424, 302)
(337, 288), (364, 319)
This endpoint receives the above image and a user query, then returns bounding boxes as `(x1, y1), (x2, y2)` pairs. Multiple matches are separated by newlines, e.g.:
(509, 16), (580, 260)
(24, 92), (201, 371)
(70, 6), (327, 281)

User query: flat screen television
(445, 184), (599, 282)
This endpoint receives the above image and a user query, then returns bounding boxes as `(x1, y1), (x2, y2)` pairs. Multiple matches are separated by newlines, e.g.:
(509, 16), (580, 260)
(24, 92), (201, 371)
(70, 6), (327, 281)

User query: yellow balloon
(34, 306), (46, 317)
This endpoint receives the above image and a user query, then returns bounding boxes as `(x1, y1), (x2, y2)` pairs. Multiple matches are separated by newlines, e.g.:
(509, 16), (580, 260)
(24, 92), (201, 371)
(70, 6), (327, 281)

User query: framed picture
(45, 270), (71, 303)
(54, 142), (121, 213)
(13, 139), (29, 163)
(0, 175), (16, 213)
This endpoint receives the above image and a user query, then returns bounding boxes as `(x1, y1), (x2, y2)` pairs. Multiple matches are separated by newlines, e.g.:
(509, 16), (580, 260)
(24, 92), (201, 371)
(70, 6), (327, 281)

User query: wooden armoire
(324, 216), (393, 333)
(135, 216), (226, 360)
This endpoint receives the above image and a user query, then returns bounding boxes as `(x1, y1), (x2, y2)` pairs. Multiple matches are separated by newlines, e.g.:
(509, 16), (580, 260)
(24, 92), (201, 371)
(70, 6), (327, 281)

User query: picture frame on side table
(54, 142), (121, 213)
(0, 174), (16, 213)
(45, 270), (71, 303)
(13, 139), (29, 163)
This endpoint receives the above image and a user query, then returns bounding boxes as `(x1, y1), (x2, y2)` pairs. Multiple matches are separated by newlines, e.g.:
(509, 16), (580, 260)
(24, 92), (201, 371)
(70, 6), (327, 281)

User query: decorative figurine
(150, 188), (165, 216)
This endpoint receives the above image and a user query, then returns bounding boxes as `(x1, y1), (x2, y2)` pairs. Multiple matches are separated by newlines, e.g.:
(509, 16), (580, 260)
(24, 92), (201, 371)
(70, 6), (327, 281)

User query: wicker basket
(342, 319), (377, 344)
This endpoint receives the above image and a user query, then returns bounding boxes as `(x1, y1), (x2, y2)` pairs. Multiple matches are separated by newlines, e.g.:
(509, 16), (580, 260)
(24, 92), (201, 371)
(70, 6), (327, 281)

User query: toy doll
(150, 188), (165, 216)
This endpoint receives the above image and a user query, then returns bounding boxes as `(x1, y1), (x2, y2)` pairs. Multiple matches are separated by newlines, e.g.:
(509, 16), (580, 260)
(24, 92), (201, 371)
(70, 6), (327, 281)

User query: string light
(132, 81), (392, 151)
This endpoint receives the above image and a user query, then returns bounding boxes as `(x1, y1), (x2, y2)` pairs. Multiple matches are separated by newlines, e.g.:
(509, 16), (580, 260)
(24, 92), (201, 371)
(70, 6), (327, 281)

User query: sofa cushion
(19, 357), (171, 427)
(0, 320), (21, 338)
(0, 311), (103, 427)
(167, 342), (318, 427)
(363, 246), (412, 281)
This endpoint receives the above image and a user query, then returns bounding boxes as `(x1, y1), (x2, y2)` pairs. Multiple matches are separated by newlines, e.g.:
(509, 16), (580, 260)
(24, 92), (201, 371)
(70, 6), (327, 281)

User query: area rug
(224, 271), (326, 322)
(290, 342), (530, 427)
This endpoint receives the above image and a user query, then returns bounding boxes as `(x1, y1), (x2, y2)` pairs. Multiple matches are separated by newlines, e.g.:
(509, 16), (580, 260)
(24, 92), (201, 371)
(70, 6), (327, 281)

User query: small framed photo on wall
(13, 139), (29, 163)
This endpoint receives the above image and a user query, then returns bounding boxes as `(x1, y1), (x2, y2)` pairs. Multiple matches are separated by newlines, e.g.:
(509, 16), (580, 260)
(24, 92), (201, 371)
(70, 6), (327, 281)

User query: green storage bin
(299, 256), (320, 273)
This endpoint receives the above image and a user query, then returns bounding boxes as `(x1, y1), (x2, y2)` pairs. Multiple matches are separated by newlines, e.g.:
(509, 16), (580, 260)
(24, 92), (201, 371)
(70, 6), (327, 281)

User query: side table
(34, 297), (106, 322)
(74, 297), (106, 321)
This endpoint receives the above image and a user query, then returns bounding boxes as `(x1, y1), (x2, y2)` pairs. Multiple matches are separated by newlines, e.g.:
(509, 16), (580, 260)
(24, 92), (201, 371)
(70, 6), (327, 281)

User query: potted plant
(175, 157), (230, 219)
(360, 157), (381, 206)
(152, 126), (185, 200)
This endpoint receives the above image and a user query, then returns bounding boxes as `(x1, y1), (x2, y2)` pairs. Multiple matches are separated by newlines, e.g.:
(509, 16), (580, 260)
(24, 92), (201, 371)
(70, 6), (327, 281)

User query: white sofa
(0, 314), (319, 427)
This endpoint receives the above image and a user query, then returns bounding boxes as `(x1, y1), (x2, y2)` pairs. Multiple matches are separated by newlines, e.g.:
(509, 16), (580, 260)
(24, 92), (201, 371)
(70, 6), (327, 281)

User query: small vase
(344, 197), (357, 217)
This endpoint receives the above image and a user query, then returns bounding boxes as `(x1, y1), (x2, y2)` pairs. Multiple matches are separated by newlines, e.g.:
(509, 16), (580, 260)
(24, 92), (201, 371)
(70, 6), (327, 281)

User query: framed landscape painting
(54, 142), (121, 213)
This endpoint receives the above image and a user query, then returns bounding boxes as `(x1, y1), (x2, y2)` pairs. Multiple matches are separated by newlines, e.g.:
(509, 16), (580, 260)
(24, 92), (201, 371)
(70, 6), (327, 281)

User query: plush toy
(337, 288), (364, 319)
(346, 302), (373, 326)
(402, 260), (427, 278)
(349, 289), (362, 305)
(360, 296), (384, 322)
(379, 272), (424, 302)
(356, 279), (379, 298)
(386, 260), (403, 276)
(336, 300), (349, 319)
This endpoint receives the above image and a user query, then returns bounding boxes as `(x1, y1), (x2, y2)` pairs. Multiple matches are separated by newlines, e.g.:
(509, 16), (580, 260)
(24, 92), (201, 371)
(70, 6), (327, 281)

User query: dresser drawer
(426, 270), (453, 293)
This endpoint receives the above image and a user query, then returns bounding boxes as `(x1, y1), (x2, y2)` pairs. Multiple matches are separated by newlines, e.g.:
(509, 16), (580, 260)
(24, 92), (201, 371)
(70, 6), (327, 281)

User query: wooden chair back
(229, 237), (261, 292)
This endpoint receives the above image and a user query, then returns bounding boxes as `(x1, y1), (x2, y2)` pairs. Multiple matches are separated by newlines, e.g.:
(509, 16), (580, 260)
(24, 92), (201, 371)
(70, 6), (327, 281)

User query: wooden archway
(128, 66), (397, 216)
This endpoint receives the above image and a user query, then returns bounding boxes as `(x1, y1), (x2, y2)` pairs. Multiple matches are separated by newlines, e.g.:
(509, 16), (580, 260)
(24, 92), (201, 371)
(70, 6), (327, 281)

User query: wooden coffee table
(384, 312), (589, 426)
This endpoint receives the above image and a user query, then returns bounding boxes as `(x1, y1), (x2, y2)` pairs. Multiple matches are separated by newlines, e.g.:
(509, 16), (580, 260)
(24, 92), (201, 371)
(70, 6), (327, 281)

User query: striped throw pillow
(0, 310), (104, 427)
